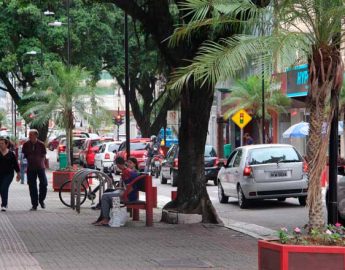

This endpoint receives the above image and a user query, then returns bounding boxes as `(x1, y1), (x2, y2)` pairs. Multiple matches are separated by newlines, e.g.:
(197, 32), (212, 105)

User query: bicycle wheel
(59, 180), (87, 208)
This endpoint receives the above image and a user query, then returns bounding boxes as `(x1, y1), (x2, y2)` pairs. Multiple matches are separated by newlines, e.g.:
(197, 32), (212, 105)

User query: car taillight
(214, 158), (219, 166)
(159, 148), (164, 155)
(174, 158), (178, 168)
(105, 153), (110, 159)
(58, 145), (65, 152)
(243, 166), (251, 176)
(303, 160), (308, 173)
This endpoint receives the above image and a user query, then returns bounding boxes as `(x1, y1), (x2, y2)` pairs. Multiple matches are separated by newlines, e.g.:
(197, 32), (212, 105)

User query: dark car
(160, 144), (220, 186)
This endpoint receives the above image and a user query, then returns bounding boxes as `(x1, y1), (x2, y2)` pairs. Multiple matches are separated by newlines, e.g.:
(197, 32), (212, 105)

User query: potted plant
(22, 61), (92, 190)
(258, 225), (345, 270)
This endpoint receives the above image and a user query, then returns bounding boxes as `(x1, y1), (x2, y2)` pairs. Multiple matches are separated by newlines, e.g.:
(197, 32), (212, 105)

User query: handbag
(108, 196), (128, 227)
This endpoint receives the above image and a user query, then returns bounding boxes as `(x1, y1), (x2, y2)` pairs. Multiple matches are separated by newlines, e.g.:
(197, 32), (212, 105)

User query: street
(47, 149), (320, 233)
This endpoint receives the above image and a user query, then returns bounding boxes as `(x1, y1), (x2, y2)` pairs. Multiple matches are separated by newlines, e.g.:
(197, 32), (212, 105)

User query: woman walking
(0, 137), (20, 211)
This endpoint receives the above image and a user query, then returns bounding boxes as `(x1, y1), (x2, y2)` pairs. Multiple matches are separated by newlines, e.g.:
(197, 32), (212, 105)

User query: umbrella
(282, 121), (343, 138)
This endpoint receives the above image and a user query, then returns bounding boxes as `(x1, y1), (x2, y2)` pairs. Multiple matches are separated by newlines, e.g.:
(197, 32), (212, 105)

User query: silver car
(217, 144), (308, 208)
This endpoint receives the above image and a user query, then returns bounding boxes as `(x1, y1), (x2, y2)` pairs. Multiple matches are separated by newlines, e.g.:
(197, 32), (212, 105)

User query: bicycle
(59, 170), (119, 208)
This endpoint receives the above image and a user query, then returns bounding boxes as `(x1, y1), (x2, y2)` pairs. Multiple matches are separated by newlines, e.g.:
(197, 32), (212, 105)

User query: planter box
(258, 240), (345, 270)
(52, 171), (76, 191)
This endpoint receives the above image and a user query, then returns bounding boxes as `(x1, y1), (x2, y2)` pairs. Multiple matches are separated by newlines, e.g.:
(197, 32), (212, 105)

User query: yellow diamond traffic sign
(231, 109), (252, 129)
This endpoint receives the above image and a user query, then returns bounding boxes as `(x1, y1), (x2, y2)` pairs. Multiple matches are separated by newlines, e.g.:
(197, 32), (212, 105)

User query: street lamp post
(124, 11), (130, 159)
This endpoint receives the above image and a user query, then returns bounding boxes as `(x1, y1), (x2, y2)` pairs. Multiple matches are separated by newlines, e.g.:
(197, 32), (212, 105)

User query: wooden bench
(122, 174), (154, 226)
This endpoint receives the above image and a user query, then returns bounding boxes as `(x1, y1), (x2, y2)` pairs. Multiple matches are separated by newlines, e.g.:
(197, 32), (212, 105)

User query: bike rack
(70, 169), (114, 213)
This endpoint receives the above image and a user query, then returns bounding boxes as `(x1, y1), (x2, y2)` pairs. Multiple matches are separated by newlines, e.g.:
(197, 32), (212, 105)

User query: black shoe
(30, 206), (37, 211)
(39, 202), (45, 209)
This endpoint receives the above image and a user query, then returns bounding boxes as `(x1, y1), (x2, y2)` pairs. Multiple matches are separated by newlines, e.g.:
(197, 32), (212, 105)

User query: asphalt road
(47, 149), (326, 232)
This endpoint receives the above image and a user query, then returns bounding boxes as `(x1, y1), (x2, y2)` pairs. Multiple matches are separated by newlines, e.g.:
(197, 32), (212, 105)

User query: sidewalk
(0, 169), (259, 270)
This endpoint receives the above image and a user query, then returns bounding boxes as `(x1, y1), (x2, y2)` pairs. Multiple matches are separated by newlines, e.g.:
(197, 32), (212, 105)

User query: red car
(79, 137), (113, 168)
(115, 138), (151, 171)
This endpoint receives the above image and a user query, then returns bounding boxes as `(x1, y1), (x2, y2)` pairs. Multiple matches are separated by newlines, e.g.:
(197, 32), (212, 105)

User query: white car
(217, 144), (308, 208)
(94, 141), (121, 172)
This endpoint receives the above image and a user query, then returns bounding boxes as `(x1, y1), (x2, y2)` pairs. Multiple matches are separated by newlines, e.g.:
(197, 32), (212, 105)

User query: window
(248, 147), (301, 165)
(226, 151), (237, 167)
(204, 145), (217, 157)
(108, 144), (120, 153)
(131, 142), (147, 150)
(233, 150), (242, 167)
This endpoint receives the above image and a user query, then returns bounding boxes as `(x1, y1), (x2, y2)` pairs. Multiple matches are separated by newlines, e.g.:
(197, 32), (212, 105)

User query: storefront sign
(286, 64), (309, 97)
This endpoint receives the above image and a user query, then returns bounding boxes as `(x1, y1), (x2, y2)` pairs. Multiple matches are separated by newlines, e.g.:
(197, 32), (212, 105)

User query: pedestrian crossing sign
(231, 109), (252, 129)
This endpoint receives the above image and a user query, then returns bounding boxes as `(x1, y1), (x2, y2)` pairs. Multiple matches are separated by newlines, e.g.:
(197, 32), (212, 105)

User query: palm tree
(223, 75), (290, 143)
(22, 61), (92, 167)
(170, 0), (344, 230)
(0, 109), (6, 129)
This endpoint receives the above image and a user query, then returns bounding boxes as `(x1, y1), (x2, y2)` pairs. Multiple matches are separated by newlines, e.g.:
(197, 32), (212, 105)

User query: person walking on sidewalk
(0, 137), (20, 211)
(22, 129), (48, 210)
(18, 139), (28, 184)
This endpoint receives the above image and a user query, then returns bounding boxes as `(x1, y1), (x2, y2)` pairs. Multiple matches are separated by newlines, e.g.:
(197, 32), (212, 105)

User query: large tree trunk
(307, 45), (343, 229)
(162, 83), (222, 223)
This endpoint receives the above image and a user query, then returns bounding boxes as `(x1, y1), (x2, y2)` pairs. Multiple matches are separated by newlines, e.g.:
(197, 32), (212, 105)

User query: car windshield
(131, 142), (147, 150)
(108, 144), (120, 152)
(248, 147), (302, 165)
(91, 140), (101, 147)
(73, 139), (84, 148)
(204, 145), (217, 157)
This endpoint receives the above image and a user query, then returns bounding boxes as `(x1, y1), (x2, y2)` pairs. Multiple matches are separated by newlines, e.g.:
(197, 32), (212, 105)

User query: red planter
(258, 240), (345, 270)
(52, 171), (76, 191)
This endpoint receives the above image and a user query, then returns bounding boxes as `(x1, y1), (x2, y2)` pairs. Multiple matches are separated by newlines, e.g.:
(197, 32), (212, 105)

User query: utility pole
(124, 11), (130, 159)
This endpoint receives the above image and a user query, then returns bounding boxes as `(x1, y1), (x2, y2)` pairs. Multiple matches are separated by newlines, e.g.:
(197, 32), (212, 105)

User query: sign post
(231, 109), (252, 146)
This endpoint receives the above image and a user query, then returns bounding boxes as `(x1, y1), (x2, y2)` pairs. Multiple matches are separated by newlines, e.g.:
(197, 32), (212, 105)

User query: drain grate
(151, 258), (213, 268)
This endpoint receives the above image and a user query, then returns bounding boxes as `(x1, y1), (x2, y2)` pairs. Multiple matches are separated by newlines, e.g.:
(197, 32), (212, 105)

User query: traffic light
(113, 114), (123, 126)
(240, 113), (244, 124)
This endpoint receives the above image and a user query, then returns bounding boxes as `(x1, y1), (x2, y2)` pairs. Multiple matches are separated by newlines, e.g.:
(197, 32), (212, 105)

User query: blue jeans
(0, 172), (14, 207)
(20, 163), (27, 184)
(27, 169), (48, 207)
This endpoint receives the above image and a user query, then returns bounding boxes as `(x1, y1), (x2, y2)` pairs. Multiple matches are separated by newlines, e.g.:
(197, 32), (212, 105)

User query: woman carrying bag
(0, 137), (20, 211)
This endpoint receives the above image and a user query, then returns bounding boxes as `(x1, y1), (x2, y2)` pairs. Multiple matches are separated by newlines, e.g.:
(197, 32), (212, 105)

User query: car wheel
(278, 198), (286, 202)
(237, 186), (248, 209)
(155, 168), (160, 179)
(171, 170), (178, 187)
(218, 181), (228, 203)
(160, 172), (167, 184)
(298, 196), (307, 206)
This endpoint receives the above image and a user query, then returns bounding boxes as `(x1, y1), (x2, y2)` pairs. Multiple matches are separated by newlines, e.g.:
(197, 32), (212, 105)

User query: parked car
(115, 138), (151, 172)
(79, 137), (113, 168)
(56, 137), (86, 163)
(160, 144), (220, 187)
(217, 144), (308, 209)
(48, 132), (89, 151)
(326, 167), (345, 224)
(94, 141), (122, 172)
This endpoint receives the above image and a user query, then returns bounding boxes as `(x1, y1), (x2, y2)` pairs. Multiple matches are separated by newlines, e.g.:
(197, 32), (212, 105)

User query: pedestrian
(22, 129), (48, 210)
(92, 156), (140, 226)
(18, 139), (28, 184)
(127, 156), (139, 172)
(0, 137), (20, 211)
(244, 133), (254, 145)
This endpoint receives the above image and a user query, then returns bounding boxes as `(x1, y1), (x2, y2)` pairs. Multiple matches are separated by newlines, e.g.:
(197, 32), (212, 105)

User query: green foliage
(222, 75), (290, 120)
(169, 0), (344, 88)
(0, 109), (7, 128)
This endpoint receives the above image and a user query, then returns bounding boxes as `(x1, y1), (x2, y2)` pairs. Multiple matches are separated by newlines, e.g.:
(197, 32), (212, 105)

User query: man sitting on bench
(92, 157), (140, 226)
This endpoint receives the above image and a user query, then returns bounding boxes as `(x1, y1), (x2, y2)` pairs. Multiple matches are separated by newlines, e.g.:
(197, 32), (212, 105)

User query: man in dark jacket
(22, 129), (47, 210)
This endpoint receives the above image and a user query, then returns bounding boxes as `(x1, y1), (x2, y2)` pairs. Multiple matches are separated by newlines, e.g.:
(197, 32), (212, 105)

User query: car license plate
(270, 171), (287, 177)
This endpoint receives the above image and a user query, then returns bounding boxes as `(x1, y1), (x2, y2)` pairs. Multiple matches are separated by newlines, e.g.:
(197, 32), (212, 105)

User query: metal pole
(328, 91), (339, 224)
(261, 61), (265, 144)
(124, 11), (130, 159)
(67, 0), (71, 68)
(327, 10), (341, 224)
